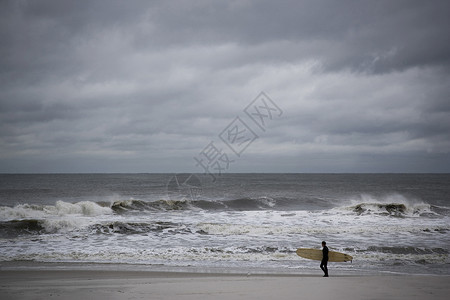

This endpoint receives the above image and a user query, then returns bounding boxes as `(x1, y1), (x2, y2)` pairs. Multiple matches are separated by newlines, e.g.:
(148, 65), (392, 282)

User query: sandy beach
(1, 270), (449, 300)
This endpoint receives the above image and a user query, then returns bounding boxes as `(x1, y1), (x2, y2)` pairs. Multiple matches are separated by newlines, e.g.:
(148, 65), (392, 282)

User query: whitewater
(0, 174), (449, 275)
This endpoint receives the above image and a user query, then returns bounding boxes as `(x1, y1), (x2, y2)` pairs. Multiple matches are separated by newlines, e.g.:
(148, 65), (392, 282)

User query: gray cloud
(0, 0), (449, 172)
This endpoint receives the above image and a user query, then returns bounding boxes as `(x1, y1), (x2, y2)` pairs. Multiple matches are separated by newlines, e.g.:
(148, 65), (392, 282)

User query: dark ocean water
(0, 173), (449, 275)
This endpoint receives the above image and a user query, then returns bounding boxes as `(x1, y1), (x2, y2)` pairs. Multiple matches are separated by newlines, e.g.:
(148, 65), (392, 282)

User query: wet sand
(1, 270), (449, 300)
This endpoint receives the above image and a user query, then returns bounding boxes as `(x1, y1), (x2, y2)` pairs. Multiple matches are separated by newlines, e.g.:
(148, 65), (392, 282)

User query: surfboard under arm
(296, 248), (353, 262)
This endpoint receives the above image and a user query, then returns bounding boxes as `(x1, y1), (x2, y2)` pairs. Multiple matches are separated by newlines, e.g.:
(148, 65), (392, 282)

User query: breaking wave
(0, 200), (112, 221)
(349, 202), (436, 217)
(0, 193), (447, 238)
(3, 192), (443, 219)
(0, 201), (113, 235)
(109, 194), (447, 217)
(0, 219), (44, 237)
(111, 197), (282, 213)
(341, 194), (442, 217)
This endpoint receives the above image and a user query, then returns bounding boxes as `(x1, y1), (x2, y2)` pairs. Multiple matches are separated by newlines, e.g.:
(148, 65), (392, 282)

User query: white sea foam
(40, 217), (90, 233)
(51, 200), (112, 216)
(0, 200), (112, 222)
(1, 204), (42, 221)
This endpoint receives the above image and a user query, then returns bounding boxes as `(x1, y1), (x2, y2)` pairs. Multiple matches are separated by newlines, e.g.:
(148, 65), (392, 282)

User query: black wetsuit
(320, 246), (329, 277)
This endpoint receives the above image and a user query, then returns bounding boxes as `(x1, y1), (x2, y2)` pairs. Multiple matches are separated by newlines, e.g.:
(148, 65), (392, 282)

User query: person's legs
(320, 260), (328, 277)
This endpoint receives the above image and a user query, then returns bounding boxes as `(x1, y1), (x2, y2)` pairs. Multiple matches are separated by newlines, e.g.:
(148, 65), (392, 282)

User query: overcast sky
(1, 0), (449, 173)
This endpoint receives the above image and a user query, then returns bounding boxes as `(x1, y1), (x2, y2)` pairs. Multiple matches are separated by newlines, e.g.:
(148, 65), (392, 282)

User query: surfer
(320, 241), (329, 277)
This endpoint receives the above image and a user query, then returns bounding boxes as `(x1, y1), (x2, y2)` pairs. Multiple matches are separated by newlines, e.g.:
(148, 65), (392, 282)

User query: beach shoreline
(1, 268), (449, 300)
(0, 260), (367, 276)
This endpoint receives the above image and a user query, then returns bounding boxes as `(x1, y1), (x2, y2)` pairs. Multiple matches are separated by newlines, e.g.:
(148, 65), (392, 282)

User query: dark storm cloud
(0, 0), (449, 172)
(3, 0), (449, 79)
(135, 0), (450, 73)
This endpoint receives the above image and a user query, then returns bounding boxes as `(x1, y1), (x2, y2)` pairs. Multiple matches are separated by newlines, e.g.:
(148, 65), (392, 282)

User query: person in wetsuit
(320, 241), (329, 277)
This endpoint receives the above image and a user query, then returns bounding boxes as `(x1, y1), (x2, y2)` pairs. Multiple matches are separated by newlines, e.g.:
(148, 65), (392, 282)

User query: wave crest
(0, 201), (112, 222)
(345, 194), (437, 217)
(110, 197), (279, 213)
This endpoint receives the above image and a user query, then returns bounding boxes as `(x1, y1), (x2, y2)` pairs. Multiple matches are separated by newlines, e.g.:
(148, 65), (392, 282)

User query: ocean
(0, 173), (449, 275)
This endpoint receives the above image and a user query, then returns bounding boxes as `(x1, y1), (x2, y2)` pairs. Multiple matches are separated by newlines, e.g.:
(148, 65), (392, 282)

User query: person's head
(322, 241), (326, 246)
